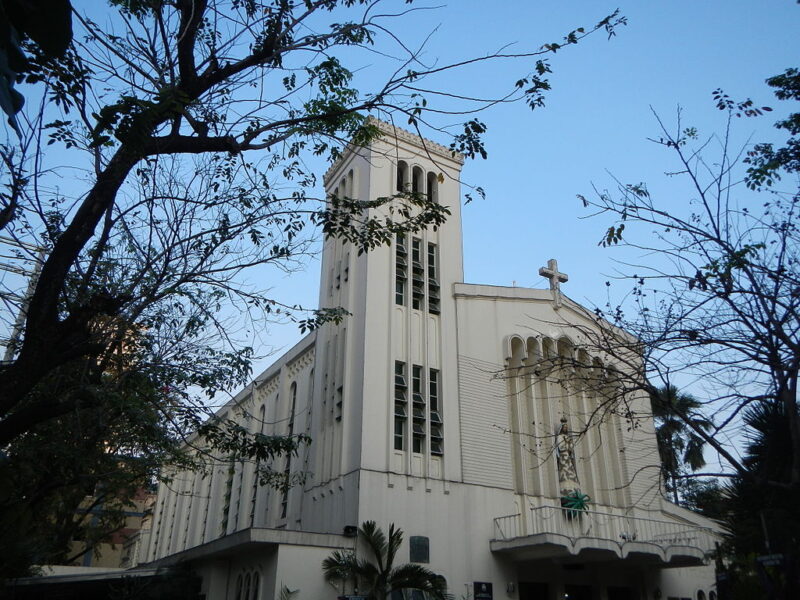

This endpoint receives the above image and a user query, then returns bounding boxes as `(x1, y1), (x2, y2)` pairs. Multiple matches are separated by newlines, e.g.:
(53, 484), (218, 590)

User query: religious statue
(555, 417), (580, 495)
(556, 417), (590, 517)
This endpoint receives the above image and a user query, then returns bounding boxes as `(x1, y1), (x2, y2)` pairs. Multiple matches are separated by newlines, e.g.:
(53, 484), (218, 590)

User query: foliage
(717, 402), (800, 599)
(0, 0), (625, 443)
(0, 0), (624, 576)
(560, 490), (591, 518)
(583, 68), (799, 489)
(0, 360), (188, 578)
(322, 520), (450, 600)
(0, 0), (72, 134)
(744, 68), (800, 190)
(649, 385), (713, 503)
(680, 478), (727, 522)
(582, 68), (800, 599)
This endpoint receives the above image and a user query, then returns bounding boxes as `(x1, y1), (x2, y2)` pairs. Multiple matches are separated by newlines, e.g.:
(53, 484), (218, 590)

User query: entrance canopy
(491, 505), (715, 567)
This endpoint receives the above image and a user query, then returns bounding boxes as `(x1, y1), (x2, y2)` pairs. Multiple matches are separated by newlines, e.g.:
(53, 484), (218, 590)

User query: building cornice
(322, 117), (464, 186)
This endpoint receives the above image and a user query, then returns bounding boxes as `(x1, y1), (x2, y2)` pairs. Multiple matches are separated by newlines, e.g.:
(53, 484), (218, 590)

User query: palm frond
(388, 564), (451, 600)
(323, 521), (451, 600)
(385, 522), (403, 570)
(359, 520), (388, 573)
(322, 549), (358, 583)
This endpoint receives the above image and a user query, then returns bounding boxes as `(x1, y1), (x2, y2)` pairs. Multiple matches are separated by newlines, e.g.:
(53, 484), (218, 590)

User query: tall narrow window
(221, 453), (236, 535)
(412, 365), (425, 453)
(250, 404), (266, 526)
(395, 233), (407, 305)
(152, 494), (166, 555)
(427, 243), (440, 314)
(233, 456), (243, 530)
(412, 166), (423, 194)
(411, 238), (424, 310)
(182, 472), (195, 548)
(201, 466), (213, 542)
(429, 369), (443, 456)
(426, 171), (438, 203)
(394, 361), (407, 450)
(396, 161), (407, 192)
(280, 383), (297, 519)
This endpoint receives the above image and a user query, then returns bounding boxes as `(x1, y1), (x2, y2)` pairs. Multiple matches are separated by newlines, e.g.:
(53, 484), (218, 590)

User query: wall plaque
(409, 536), (430, 563)
(474, 582), (493, 600)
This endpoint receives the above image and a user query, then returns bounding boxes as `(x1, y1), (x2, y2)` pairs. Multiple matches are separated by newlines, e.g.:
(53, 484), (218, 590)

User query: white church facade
(144, 121), (719, 600)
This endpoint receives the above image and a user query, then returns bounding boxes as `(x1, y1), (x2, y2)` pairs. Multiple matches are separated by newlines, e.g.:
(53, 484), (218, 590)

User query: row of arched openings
(396, 161), (438, 202)
(234, 570), (261, 600)
(504, 334), (629, 506)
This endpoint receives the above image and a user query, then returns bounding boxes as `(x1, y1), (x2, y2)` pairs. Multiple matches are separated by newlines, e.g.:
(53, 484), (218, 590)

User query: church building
(144, 120), (719, 600)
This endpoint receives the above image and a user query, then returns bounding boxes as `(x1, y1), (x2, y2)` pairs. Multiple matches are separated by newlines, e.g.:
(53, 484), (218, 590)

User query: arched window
(708, 592), (717, 600)
(412, 166), (423, 194)
(280, 382), (299, 518)
(251, 572), (260, 600)
(235, 574), (243, 600)
(426, 171), (438, 203)
(243, 573), (251, 600)
(396, 161), (408, 192)
(697, 591), (706, 600)
(289, 382), (298, 431)
(347, 168), (354, 197)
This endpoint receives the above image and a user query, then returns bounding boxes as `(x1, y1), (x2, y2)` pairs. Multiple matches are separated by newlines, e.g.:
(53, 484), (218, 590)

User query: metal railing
(493, 505), (716, 554)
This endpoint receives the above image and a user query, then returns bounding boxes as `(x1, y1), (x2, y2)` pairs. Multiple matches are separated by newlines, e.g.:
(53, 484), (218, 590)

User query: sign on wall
(474, 582), (493, 600)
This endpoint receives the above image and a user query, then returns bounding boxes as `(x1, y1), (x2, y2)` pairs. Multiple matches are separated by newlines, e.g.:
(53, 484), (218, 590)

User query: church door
(607, 587), (637, 600)
(564, 584), (593, 600)
(518, 582), (548, 600)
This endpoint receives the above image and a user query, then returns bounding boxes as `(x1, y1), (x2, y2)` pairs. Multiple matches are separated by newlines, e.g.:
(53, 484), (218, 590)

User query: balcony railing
(493, 505), (716, 556)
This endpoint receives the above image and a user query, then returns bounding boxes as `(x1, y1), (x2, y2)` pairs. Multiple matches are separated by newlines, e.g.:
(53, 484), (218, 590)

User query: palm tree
(322, 520), (450, 600)
(649, 384), (713, 504)
(723, 401), (800, 600)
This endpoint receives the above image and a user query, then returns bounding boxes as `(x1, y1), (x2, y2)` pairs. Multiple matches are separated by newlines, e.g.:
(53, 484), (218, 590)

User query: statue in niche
(556, 417), (590, 516)
(555, 417), (580, 495)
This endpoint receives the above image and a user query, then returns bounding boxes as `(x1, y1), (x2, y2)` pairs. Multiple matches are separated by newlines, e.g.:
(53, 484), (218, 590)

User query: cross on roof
(538, 258), (568, 309)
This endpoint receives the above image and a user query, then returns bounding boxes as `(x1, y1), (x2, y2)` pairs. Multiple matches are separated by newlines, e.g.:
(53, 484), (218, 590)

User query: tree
(681, 477), (726, 522)
(0, 0), (73, 136)
(581, 68), (799, 487)
(0, 0), (625, 577)
(0, 0), (625, 444)
(579, 68), (800, 598)
(720, 401), (800, 600)
(322, 520), (450, 600)
(649, 384), (713, 503)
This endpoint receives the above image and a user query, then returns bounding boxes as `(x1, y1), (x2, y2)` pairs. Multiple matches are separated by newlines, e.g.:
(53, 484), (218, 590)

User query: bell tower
(309, 120), (465, 519)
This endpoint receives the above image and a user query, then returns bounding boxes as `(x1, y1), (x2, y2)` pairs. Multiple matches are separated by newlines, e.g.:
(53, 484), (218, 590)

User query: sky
(256, 0), (799, 364)
(246, 1), (799, 471)
(1, 1), (797, 413)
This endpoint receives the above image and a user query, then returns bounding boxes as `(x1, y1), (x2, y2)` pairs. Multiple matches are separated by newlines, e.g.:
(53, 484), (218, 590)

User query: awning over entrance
(491, 505), (715, 567)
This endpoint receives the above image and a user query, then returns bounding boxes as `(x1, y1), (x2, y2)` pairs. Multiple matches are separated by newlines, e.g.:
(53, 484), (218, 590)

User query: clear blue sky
(7, 2), (797, 384)
(258, 0), (798, 368)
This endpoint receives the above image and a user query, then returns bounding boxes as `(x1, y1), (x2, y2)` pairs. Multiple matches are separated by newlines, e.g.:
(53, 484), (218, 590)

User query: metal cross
(538, 258), (568, 309)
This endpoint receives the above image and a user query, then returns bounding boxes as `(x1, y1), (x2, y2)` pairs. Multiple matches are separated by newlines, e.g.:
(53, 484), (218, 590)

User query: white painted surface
(147, 122), (720, 600)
